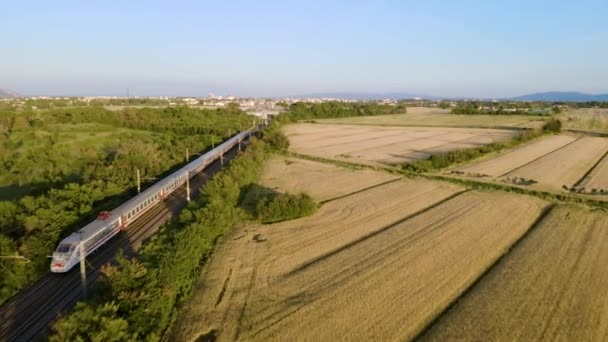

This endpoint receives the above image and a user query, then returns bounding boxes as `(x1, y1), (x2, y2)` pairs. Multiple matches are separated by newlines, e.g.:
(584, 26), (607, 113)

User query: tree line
(283, 101), (406, 120)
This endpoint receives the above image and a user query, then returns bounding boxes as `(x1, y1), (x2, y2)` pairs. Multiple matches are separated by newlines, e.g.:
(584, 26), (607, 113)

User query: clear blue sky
(2, 0), (607, 98)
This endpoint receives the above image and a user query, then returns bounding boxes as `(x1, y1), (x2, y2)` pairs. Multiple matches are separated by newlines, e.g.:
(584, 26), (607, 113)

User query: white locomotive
(50, 131), (251, 273)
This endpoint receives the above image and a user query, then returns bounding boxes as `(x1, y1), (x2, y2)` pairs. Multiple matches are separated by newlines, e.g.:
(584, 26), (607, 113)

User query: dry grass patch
(422, 206), (608, 341)
(559, 108), (608, 132)
(503, 136), (608, 191)
(455, 134), (577, 177)
(258, 155), (400, 202)
(576, 152), (608, 196)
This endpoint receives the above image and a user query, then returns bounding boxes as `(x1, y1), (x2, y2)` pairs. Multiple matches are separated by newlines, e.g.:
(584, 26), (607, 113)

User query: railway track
(0, 144), (245, 342)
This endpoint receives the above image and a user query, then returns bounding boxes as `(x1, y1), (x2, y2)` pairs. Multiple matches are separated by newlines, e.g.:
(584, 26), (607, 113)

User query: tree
(50, 302), (132, 342)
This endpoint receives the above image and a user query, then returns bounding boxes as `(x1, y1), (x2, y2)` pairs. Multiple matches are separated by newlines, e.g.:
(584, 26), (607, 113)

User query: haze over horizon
(2, 0), (607, 98)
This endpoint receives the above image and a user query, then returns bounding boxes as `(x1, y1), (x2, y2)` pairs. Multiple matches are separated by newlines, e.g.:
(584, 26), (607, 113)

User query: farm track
(0, 144), (245, 342)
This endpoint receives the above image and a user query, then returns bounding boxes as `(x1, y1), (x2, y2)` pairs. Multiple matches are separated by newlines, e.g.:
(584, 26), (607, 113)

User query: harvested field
(258, 156), (400, 202)
(285, 123), (517, 166)
(559, 108), (608, 133)
(576, 151), (608, 194)
(317, 111), (546, 129)
(455, 134), (577, 177)
(503, 136), (608, 190)
(422, 206), (608, 341)
(172, 188), (548, 341)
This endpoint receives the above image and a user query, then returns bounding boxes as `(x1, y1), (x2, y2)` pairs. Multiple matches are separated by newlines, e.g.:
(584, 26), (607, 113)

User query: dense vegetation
(451, 102), (557, 116)
(51, 133), (277, 340)
(284, 101), (407, 120)
(255, 192), (317, 224)
(542, 118), (562, 132)
(0, 105), (252, 305)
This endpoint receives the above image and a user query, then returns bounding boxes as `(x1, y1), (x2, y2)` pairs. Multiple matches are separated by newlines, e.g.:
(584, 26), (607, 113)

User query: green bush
(262, 123), (290, 152)
(255, 192), (317, 224)
(543, 118), (562, 132)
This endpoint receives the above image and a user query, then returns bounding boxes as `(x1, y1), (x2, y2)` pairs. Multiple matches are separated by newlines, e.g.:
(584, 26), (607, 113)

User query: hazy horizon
(3, 0), (608, 98)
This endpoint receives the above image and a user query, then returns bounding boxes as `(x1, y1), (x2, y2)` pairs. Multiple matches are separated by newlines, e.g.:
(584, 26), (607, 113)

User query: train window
(57, 243), (73, 254)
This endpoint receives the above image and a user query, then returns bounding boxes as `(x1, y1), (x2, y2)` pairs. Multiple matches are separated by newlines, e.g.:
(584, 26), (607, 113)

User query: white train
(50, 130), (251, 273)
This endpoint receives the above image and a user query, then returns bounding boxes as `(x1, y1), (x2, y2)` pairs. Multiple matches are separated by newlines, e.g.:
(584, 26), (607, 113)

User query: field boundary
(282, 190), (470, 278)
(496, 136), (582, 177)
(412, 203), (556, 340)
(573, 149), (608, 189)
(319, 178), (403, 204)
(287, 152), (608, 210)
(565, 129), (608, 137)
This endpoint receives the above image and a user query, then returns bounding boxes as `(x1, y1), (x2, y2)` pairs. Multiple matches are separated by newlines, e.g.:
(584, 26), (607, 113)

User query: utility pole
(186, 172), (190, 202)
(186, 148), (189, 163)
(220, 153), (224, 165)
(212, 137), (215, 149)
(136, 169), (141, 193)
(79, 239), (87, 298)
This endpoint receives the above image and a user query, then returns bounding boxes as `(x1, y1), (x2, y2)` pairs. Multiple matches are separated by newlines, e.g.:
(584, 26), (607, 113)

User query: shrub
(263, 123), (290, 152)
(543, 118), (562, 132)
(255, 192), (317, 224)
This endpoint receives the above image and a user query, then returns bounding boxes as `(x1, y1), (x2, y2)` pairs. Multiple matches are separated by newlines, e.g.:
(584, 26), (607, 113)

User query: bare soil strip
(455, 134), (577, 177)
(421, 206), (608, 341)
(503, 136), (608, 190)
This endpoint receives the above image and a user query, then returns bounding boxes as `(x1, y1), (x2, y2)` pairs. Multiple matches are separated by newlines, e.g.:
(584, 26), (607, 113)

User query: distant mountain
(512, 91), (608, 102)
(0, 88), (19, 98)
(292, 92), (438, 100)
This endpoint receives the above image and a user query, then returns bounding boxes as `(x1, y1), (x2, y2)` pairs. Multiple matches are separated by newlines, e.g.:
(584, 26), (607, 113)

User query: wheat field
(422, 206), (608, 341)
(172, 188), (547, 341)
